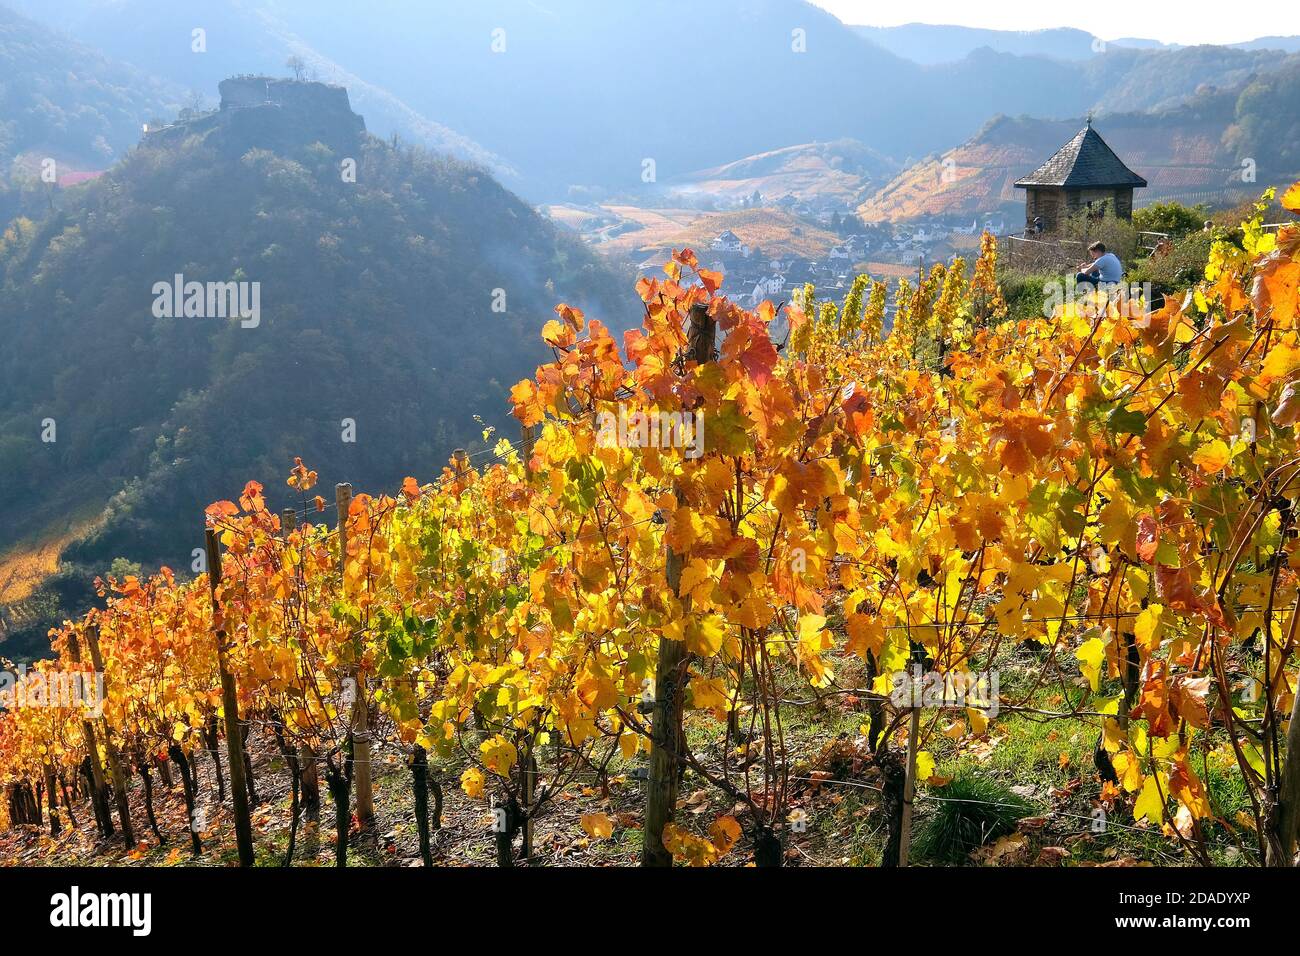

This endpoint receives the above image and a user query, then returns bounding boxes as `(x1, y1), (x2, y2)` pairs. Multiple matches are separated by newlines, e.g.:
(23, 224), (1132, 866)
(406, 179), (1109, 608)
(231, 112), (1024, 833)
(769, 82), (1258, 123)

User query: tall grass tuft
(915, 773), (1033, 865)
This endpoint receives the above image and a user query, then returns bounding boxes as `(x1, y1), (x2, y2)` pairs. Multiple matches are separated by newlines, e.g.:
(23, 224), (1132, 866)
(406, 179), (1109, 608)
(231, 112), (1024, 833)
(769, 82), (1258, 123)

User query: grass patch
(915, 773), (1033, 865)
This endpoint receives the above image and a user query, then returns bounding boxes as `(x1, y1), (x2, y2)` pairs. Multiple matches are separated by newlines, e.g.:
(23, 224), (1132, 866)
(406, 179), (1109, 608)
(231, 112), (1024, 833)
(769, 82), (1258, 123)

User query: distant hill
(667, 208), (842, 260)
(854, 24), (1100, 64)
(1082, 46), (1300, 114)
(0, 3), (181, 169)
(1232, 36), (1300, 53)
(857, 63), (1300, 222)
(916, 45), (1300, 146)
(1111, 36), (1300, 54)
(1108, 38), (1170, 51)
(855, 23), (1300, 64)
(0, 78), (632, 661)
(668, 140), (898, 206)
(858, 115), (1068, 222)
(547, 203), (842, 265)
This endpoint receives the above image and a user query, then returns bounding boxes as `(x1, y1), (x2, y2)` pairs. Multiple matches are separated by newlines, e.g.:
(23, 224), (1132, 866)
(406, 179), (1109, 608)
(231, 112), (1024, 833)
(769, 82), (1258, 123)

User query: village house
(748, 274), (787, 305)
(711, 229), (751, 256)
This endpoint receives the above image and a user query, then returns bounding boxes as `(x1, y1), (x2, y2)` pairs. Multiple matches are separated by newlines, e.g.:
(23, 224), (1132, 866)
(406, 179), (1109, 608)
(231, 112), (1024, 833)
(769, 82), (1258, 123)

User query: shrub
(1127, 230), (1215, 295)
(998, 271), (1058, 324)
(1133, 201), (1210, 239)
(1060, 204), (1138, 266)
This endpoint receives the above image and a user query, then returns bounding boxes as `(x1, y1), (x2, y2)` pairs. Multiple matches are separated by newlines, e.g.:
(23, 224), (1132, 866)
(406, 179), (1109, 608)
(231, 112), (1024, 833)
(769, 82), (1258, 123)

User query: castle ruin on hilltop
(143, 76), (366, 157)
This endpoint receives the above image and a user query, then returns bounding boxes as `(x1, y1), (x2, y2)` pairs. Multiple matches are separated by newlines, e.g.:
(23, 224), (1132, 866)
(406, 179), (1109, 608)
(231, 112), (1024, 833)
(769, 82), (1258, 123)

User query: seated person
(1075, 242), (1123, 292)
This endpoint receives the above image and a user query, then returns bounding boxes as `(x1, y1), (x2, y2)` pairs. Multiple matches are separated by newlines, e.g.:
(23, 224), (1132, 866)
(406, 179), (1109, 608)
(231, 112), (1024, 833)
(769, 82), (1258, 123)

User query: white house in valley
(712, 230), (751, 256)
(749, 274), (786, 303)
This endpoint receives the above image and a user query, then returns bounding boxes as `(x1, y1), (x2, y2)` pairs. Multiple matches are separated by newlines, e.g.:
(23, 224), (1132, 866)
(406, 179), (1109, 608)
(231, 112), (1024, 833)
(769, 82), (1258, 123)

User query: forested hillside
(0, 3), (181, 169)
(0, 81), (631, 661)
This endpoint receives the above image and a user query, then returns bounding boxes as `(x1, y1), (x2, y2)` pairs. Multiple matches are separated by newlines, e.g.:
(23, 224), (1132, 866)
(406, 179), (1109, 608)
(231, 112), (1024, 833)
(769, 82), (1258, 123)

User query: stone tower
(1015, 121), (1147, 233)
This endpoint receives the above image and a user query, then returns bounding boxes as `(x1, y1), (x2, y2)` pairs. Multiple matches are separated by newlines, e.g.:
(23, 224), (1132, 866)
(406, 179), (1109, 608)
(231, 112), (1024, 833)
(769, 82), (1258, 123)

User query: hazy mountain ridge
(857, 63), (1300, 221)
(854, 22), (1300, 65)
(854, 24), (1102, 64)
(10, 0), (1296, 201)
(258, 1), (1300, 196)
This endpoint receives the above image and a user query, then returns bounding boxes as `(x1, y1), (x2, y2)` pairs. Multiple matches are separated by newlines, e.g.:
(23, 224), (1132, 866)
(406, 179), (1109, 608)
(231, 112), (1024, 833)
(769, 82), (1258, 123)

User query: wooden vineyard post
(643, 301), (714, 867)
(299, 744), (320, 820)
(282, 506), (321, 820)
(84, 622), (135, 848)
(1269, 673), (1300, 865)
(518, 423), (538, 859)
(66, 629), (114, 839)
(205, 527), (256, 866)
(337, 483), (375, 828)
(520, 422), (536, 478)
(43, 764), (61, 836)
(898, 675), (922, 867)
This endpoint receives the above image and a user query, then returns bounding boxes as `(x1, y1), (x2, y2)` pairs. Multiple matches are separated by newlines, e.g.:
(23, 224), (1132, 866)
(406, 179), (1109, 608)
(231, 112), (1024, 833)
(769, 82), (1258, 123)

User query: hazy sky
(808, 0), (1300, 47)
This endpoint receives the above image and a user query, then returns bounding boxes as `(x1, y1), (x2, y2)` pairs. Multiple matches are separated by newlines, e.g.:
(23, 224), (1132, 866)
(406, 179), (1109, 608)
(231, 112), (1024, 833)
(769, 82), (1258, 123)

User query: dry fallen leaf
(580, 812), (614, 839)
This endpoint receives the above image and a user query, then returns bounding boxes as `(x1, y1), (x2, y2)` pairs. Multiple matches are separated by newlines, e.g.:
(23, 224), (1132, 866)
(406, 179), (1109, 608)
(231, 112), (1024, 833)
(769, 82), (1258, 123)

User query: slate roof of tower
(1015, 125), (1148, 189)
